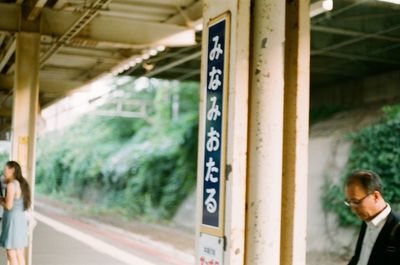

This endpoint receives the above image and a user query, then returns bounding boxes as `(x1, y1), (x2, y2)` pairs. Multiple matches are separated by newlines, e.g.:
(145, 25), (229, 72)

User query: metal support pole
(11, 32), (40, 265)
(280, 1), (310, 264)
(246, 0), (286, 264)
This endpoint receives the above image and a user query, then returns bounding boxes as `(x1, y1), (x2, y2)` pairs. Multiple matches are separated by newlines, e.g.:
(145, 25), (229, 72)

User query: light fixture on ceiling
(128, 61), (136, 67)
(141, 53), (150, 60)
(310, 0), (333, 18)
(192, 19), (203, 32)
(134, 58), (143, 64)
(111, 46), (166, 76)
(143, 63), (155, 71)
(149, 49), (158, 56)
(156, 45), (166, 52)
(377, 0), (400, 4)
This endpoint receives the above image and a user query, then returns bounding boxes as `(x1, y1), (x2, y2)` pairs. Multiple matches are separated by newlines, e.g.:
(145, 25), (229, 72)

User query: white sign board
(198, 233), (224, 265)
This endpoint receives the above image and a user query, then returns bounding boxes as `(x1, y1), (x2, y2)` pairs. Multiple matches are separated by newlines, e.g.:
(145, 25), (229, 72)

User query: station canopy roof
(127, 0), (400, 87)
(0, 0), (202, 107)
(0, 0), (398, 137)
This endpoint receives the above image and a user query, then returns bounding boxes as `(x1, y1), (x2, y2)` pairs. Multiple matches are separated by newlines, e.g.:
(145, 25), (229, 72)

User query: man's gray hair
(345, 170), (383, 194)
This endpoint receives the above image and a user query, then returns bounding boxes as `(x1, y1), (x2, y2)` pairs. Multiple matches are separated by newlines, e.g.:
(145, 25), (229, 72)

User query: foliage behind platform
(323, 104), (400, 226)
(36, 78), (199, 220)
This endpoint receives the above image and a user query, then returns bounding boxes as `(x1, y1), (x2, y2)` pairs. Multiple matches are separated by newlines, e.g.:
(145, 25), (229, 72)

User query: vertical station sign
(201, 12), (230, 239)
(199, 11), (230, 265)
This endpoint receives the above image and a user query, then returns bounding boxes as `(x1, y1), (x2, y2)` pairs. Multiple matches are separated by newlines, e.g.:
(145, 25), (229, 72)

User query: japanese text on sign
(202, 13), (229, 233)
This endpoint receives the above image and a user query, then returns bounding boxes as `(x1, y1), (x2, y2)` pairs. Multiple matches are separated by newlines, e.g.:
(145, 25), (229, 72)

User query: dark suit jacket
(349, 211), (400, 265)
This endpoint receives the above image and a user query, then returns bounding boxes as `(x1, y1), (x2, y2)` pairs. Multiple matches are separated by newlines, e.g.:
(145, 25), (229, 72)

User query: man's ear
(374, 191), (382, 201)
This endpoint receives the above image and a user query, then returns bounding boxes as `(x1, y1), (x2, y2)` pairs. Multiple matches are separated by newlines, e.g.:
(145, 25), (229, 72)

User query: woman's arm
(1, 182), (14, 210)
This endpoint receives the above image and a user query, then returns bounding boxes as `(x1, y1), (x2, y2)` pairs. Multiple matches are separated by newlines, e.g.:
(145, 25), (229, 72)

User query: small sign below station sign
(199, 233), (224, 265)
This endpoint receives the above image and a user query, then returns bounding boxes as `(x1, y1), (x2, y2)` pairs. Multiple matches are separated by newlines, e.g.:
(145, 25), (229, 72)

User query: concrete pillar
(196, 1), (250, 265)
(11, 32), (40, 265)
(280, 1), (310, 265)
(245, 0), (286, 264)
(199, 1), (310, 264)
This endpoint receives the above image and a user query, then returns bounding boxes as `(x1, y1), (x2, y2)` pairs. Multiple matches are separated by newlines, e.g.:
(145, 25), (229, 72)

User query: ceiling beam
(0, 34), (6, 48)
(99, 11), (168, 21)
(144, 50), (201, 78)
(0, 74), (13, 90)
(41, 64), (89, 73)
(0, 39), (16, 72)
(39, 0), (113, 66)
(312, 0), (368, 25)
(0, 74), (84, 92)
(317, 51), (400, 65)
(147, 44), (201, 64)
(58, 46), (124, 59)
(178, 69), (200, 81)
(40, 79), (85, 92)
(108, 2), (176, 14)
(312, 24), (400, 56)
(0, 4), (196, 48)
(0, 107), (12, 117)
(0, 4), (19, 32)
(6, 63), (14, 74)
(370, 43), (400, 55)
(164, 0), (202, 26)
(27, 0), (48, 21)
(50, 51), (122, 64)
(311, 67), (361, 77)
(312, 25), (400, 43)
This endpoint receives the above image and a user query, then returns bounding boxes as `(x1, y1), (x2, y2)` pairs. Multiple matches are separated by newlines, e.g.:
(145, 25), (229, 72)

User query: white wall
(307, 137), (356, 253)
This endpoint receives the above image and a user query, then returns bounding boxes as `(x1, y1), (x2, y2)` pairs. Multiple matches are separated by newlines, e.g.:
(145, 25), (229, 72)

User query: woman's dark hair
(6, 161), (31, 210)
(345, 170), (383, 195)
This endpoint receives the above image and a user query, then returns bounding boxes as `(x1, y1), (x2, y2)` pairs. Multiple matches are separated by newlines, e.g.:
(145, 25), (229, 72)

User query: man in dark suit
(346, 170), (400, 265)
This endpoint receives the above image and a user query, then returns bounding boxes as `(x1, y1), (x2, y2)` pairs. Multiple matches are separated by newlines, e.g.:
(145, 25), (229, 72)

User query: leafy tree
(0, 151), (9, 168)
(36, 78), (199, 220)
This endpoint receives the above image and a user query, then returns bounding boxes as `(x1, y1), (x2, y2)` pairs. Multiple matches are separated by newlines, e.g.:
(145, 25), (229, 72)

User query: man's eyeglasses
(344, 193), (371, 207)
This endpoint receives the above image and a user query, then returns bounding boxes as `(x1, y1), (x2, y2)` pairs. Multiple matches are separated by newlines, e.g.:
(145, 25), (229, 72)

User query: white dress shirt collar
(367, 204), (391, 227)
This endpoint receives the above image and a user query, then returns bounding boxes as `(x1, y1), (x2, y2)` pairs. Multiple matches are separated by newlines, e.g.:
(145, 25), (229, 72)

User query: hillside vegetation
(36, 78), (199, 220)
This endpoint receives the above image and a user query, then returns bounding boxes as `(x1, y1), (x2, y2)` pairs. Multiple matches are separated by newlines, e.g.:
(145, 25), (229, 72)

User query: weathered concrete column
(280, 1), (310, 265)
(11, 32), (40, 265)
(245, 0), (286, 264)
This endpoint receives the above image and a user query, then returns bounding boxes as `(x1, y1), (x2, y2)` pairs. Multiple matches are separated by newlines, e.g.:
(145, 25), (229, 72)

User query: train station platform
(0, 204), (194, 265)
(0, 222), (126, 265)
(34, 222), (127, 265)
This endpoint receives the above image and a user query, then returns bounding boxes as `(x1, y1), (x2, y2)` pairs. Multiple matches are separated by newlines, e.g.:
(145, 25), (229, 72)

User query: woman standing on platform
(0, 161), (30, 265)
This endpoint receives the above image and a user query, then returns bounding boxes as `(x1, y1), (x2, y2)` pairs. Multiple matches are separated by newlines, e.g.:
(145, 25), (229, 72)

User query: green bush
(0, 151), (9, 168)
(36, 79), (199, 220)
(323, 104), (400, 226)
